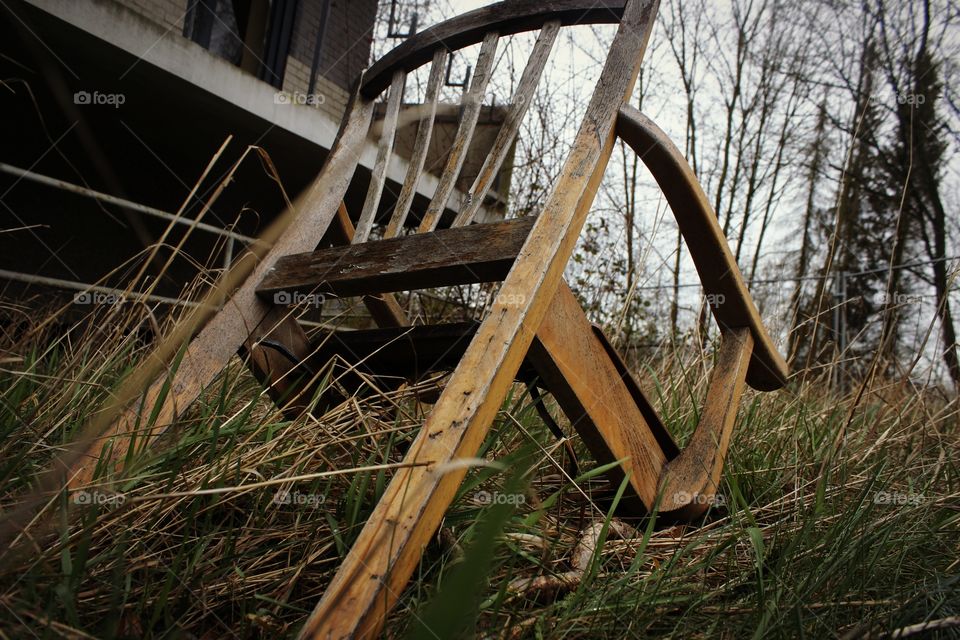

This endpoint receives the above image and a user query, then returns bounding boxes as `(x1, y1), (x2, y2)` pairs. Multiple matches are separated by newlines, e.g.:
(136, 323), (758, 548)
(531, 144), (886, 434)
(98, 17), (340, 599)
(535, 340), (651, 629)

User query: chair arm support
(657, 327), (753, 520)
(615, 105), (788, 391)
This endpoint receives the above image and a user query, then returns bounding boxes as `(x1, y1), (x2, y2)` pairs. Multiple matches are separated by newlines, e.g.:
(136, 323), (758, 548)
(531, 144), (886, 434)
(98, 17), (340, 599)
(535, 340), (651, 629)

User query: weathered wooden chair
(70, 0), (788, 637)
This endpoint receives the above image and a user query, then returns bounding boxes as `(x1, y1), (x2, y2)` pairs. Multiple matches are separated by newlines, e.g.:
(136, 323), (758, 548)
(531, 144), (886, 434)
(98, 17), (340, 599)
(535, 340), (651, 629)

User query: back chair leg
(241, 307), (314, 417)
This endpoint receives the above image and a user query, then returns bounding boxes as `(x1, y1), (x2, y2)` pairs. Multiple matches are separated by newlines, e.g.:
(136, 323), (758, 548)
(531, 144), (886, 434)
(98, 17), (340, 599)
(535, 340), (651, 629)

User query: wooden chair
(70, 1), (788, 637)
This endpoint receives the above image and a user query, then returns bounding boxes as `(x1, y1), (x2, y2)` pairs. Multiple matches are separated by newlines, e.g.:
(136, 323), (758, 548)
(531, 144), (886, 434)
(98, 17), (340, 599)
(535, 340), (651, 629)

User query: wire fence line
(624, 255), (960, 292)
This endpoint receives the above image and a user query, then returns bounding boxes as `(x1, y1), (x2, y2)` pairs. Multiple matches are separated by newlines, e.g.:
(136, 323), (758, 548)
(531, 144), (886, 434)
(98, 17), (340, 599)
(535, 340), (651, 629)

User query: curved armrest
(616, 105), (788, 391)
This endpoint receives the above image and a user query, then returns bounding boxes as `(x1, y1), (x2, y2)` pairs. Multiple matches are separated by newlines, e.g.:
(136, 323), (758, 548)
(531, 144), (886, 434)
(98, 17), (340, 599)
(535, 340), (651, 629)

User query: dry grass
(0, 288), (956, 639)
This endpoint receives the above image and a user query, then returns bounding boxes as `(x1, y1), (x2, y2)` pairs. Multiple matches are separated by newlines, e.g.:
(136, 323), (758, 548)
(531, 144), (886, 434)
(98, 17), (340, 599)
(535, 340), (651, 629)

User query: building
(0, 0), (508, 308)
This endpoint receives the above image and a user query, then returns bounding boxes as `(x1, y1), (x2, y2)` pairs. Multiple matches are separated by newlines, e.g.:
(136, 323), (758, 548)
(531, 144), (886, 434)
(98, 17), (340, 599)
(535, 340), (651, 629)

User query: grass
(0, 295), (957, 639)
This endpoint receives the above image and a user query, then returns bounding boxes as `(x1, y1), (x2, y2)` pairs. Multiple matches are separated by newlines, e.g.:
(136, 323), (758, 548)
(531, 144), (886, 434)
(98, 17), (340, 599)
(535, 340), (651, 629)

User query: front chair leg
(657, 327), (753, 520)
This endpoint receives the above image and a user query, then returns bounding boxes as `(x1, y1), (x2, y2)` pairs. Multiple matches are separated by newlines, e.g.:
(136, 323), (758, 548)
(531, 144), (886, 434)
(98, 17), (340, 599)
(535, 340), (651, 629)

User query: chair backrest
(316, 0), (787, 390)
(343, 0), (631, 244)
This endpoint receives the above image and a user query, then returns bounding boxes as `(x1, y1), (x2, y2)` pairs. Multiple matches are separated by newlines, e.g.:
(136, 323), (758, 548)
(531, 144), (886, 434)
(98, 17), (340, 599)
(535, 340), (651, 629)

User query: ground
(0, 301), (957, 638)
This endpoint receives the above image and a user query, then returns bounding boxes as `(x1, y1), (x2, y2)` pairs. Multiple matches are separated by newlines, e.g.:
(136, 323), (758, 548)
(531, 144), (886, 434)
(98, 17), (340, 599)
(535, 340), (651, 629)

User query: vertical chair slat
(353, 69), (406, 244)
(452, 19), (561, 228)
(417, 31), (500, 233)
(383, 48), (448, 239)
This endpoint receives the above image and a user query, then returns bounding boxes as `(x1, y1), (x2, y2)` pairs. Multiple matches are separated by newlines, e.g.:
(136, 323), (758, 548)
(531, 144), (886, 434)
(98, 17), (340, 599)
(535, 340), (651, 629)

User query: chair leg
(241, 203), (409, 418)
(296, 284), (623, 638)
(527, 281), (670, 511)
(241, 308), (314, 417)
(296, 336), (529, 639)
(657, 327), (753, 520)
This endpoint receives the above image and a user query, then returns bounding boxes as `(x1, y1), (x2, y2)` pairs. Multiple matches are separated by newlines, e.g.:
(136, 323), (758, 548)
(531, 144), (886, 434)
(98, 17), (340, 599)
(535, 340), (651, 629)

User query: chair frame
(64, 2), (788, 637)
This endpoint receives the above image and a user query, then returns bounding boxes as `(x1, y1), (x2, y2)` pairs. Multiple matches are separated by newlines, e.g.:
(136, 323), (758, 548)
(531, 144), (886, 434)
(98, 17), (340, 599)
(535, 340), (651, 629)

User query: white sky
(370, 0), (960, 383)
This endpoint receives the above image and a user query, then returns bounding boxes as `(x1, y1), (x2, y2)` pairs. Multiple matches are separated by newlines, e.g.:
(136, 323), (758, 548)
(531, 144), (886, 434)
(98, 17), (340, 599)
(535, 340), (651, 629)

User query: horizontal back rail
(362, 0), (628, 97)
(258, 216), (535, 298)
(616, 105), (788, 390)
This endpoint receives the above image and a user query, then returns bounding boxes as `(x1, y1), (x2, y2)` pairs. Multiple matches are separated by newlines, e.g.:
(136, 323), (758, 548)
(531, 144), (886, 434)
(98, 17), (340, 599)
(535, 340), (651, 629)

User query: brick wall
(290, 0), (377, 91)
(281, 57), (349, 122)
(113, 0), (375, 120)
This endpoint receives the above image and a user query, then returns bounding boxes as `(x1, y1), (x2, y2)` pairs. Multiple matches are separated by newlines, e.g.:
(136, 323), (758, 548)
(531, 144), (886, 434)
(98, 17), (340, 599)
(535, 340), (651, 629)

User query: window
(183, 0), (298, 89)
